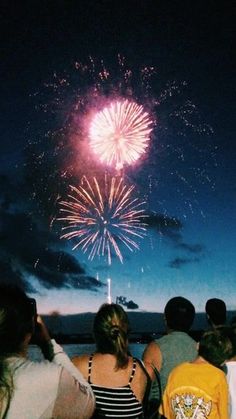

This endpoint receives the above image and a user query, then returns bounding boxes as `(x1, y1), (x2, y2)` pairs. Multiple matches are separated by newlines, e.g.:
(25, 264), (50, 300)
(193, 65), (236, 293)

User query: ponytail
(94, 303), (129, 370)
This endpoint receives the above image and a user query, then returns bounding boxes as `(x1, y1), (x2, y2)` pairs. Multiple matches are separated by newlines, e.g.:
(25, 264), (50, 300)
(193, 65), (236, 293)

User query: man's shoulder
(156, 331), (195, 343)
(171, 361), (225, 377)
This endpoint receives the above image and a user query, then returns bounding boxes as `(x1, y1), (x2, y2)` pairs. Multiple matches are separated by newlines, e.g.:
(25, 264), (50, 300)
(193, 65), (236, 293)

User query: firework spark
(58, 176), (146, 264)
(89, 100), (153, 170)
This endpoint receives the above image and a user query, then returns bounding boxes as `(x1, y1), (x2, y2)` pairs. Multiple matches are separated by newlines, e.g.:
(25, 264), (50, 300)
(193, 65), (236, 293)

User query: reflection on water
(29, 343), (146, 362)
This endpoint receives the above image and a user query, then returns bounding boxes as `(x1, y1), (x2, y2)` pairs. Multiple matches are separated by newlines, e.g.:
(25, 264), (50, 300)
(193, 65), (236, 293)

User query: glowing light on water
(58, 176), (146, 264)
(89, 100), (153, 170)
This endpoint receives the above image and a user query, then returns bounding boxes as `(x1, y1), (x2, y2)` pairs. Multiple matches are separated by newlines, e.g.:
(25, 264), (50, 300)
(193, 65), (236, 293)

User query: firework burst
(89, 100), (153, 170)
(29, 55), (214, 220)
(58, 176), (147, 264)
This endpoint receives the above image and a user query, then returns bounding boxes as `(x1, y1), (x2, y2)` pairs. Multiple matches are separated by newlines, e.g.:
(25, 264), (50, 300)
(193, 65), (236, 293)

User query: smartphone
(28, 297), (37, 324)
(28, 298), (40, 342)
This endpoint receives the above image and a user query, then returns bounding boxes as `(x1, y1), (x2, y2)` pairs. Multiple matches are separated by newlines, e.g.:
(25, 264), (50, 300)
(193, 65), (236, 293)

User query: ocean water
(29, 343), (146, 362)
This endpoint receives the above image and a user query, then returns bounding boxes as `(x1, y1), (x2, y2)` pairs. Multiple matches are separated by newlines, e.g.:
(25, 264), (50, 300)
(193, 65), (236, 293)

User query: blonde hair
(93, 303), (129, 369)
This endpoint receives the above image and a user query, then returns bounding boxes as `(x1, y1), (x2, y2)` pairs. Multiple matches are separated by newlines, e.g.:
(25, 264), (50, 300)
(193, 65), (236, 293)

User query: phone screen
(28, 298), (37, 323)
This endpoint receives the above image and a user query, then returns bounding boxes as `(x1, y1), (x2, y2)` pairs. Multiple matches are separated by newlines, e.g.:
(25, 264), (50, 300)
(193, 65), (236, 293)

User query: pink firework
(89, 100), (153, 170)
(58, 176), (146, 264)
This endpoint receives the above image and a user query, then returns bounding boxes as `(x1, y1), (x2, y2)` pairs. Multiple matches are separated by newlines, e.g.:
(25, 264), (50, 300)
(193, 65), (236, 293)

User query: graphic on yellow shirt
(171, 393), (212, 418)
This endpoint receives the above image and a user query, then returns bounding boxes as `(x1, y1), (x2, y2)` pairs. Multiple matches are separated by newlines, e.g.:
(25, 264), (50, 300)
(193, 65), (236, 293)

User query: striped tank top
(88, 354), (144, 418)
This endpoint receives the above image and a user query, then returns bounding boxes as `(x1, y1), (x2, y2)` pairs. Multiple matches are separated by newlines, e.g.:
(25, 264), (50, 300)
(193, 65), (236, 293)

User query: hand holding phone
(28, 298), (54, 360)
(28, 298), (37, 325)
(32, 315), (54, 360)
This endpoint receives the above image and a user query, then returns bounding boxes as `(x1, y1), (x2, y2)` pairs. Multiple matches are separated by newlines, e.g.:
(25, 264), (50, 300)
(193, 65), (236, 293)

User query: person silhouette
(205, 298), (227, 328)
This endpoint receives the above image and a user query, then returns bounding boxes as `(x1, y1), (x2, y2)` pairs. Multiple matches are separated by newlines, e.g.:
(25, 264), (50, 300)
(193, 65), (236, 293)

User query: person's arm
(218, 374), (229, 419)
(36, 316), (95, 416)
(52, 367), (95, 419)
(142, 341), (162, 380)
(34, 317), (94, 394)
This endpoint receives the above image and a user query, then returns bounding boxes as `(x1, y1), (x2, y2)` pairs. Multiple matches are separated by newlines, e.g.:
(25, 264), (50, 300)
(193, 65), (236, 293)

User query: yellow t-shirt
(160, 362), (229, 418)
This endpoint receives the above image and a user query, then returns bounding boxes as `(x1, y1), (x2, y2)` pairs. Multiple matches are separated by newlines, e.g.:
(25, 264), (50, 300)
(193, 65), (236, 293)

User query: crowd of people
(0, 283), (235, 418)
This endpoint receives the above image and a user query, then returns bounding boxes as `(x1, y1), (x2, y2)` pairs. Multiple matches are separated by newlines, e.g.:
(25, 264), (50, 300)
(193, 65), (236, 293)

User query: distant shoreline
(40, 330), (203, 344)
(36, 310), (236, 344)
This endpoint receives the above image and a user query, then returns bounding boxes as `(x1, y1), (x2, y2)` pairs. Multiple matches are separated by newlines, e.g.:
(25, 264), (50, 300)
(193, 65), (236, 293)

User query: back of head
(230, 325), (236, 356)
(205, 298), (226, 326)
(217, 325), (236, 359)
(198, 328), (233, 368)
(164, 296), (195, 332)
(0, 283), (34, 356)
(93, 303), (129, 369)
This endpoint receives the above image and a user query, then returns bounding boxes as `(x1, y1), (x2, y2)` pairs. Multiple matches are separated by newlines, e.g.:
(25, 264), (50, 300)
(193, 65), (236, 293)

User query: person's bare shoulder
(72, 354), (90, 377)
(142, 341), (162, 378)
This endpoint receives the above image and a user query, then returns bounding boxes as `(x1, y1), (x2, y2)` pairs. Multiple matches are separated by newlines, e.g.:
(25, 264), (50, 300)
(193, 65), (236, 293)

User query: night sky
(1, 1), (235, 314)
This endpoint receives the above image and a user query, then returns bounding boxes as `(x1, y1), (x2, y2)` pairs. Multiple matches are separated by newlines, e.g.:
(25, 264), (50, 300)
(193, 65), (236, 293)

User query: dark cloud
(145, 212), (183, 243)
(169, 257), (200, 269)
(146, 213), (205, 266)
(77, 275), (104, 291)
(0, 259), (36, 293)
(176, 243), (204, 253)
(0, 207), (104, 292)
(146, 213), (182, 230)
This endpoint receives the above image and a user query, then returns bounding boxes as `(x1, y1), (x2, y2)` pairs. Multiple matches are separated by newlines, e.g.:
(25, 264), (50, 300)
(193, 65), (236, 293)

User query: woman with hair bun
(73, 303), (149, 418)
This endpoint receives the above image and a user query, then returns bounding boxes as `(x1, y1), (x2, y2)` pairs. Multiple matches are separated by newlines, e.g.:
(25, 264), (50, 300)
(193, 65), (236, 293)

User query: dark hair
(216, 325), (236, 358)
(198, 329), (233, 368)
(205, 298), (226, 326)
(164, 296), (195, 332)
(0, 283), (34, 413)
(0, 284), (34, 355)
(230, 316), (236, 327)
(93, 303), (129, 369)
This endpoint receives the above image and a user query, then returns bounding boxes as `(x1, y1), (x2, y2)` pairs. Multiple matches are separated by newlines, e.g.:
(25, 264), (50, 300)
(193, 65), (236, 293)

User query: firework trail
(58, 176), (147, 264)
(89, 100), (153, 170)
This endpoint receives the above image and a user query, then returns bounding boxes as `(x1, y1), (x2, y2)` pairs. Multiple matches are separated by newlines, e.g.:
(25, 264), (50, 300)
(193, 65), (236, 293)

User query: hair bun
(110, 325), (120, 339)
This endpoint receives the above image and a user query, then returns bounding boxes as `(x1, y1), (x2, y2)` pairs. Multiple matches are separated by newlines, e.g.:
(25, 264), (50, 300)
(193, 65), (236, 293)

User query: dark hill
(41, 310), (236, 343)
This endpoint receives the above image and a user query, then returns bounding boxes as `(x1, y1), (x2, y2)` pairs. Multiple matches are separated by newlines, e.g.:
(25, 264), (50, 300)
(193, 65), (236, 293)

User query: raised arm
(34, 316), (95, 412)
